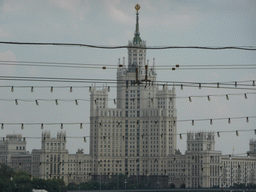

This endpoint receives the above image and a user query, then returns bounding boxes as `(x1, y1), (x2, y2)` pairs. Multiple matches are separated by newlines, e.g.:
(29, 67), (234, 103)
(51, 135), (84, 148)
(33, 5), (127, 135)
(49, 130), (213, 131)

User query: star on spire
(133, 4), (141, 44)
(135, 3), (140, 13)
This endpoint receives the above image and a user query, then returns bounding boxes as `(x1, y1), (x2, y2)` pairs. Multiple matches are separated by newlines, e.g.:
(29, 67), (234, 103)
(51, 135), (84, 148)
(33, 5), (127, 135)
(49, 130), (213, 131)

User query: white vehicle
(32, 190), (48, 192)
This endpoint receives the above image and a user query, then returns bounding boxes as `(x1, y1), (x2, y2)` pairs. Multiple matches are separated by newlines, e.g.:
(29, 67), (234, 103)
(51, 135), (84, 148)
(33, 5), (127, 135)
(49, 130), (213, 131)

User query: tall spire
(133, 4), (141, 45)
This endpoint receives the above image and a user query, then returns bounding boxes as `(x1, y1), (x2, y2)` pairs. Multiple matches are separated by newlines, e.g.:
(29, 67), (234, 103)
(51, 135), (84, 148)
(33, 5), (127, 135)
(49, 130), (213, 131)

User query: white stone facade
(31, 131), (93, 184)
(0, 134), (32, 174)
(28, 130), (256, 188)
(4, 5), (256, 189)
(89, 32), (177, 178)
(32, 131), (69, 182)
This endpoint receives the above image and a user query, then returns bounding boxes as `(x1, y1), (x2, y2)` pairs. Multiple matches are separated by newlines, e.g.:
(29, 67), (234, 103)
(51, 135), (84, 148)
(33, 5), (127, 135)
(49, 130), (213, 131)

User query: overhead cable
(0, 76), (255, 91)
(0, 41), (256, 50)
(0, 60), (256, 70)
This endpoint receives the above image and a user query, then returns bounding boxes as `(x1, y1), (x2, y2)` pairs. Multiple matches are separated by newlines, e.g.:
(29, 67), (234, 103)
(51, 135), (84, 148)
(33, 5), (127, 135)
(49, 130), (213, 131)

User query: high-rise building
(15, 4), (256, 189)
(32, 131), (69, 181)
(89, 3), (177, 177)
(185, 132), (222, 188)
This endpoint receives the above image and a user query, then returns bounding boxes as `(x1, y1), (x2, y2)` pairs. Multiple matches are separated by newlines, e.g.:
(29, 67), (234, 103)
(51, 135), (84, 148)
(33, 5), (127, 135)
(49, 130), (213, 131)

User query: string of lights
(1, 115), (255, 130)
(1, 41), (256, 50)
(0, 99), (84, 106)
(1, 84), (256, 92)
(1, 85), (256, 92)
(1, 128), (255, 141)
(2, 129), (256, 140)
(0, 91), (255, 105)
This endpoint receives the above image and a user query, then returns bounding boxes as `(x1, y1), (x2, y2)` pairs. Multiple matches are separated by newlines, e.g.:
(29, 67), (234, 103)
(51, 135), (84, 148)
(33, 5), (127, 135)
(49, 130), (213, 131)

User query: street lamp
(124, 179), (127, 189)
(98, 160), (102, 190)
(137, 172), (139, 189)
(154, 159), (159, 189)
(116, 173), (119, 190)
(136, 159), (139, 189)
(10, 177), (13, 192)
(100, 173), (102, 190)
(116, 160), (120, 190)
(156, 175), (159, 189)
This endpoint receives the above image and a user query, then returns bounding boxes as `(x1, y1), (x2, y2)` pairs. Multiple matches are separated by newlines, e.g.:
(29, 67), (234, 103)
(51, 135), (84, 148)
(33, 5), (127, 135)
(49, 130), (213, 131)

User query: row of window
(16, 146), (25, 150)
(46, 142), (65, 146)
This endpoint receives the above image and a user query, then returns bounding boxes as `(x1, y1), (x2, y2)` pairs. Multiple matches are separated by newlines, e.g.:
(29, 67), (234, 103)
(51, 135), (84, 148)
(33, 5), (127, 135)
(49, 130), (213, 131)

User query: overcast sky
(0, 0), (255, 155)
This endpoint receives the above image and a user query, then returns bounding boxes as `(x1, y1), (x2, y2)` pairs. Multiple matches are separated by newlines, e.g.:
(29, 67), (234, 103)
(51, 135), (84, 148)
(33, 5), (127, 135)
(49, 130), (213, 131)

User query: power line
(174, 67), (256, 70)
(2, 60), (256, 67)
(0, 76), (253, 86)
(1, 41), (256, 50)
(1, 60), (256, 70)
(0, 76), (255, 91)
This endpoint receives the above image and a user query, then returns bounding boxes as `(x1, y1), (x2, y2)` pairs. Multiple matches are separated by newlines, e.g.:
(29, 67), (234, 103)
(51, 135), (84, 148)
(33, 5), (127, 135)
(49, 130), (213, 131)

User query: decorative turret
(186, 131), (216, 152)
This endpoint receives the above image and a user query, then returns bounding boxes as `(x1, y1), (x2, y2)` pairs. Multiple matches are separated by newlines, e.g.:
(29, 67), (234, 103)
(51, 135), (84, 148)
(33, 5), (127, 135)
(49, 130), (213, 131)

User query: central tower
(117, 4), (157, 111)
(90, 4), (177, 177)
(128, 3), (146, 71)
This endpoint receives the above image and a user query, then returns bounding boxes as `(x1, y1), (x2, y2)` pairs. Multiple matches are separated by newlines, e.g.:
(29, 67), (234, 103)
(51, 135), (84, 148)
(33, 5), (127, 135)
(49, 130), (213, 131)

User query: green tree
(169, 183), (175, 188)
(32, 177), (48, 190)
(0, 164), (15, 192)
(79, 181), (100, 190)
(0, 164), (67, 192)
(45, 178), (66, 192)
(180, 183), (186, 188)
(106, 181), (117, 190)
(247, 182), (256, 189)
(13, 171), (33, 192)
(117, 173), (126, 189)
(67, 182), (78, 190)
(32, 177), (66, 192)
